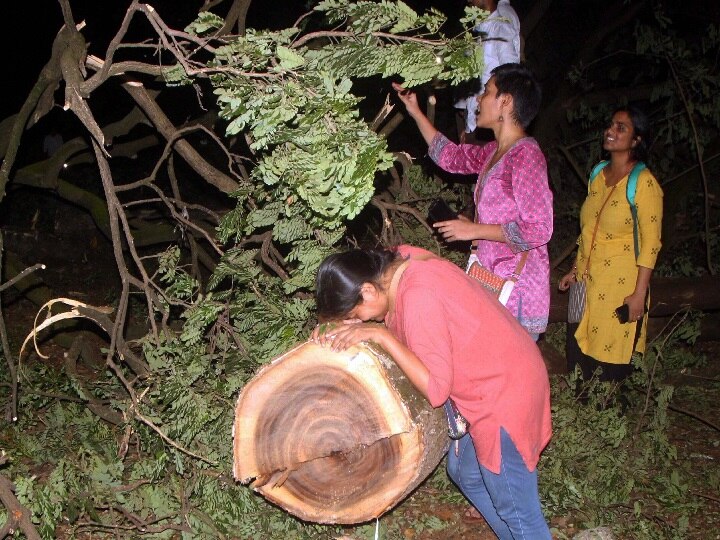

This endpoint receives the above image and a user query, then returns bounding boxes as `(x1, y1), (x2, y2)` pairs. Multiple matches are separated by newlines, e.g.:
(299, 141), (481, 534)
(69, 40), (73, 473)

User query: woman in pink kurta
(429, 134), (552, 334)
(313, 245), (552, 539)
(394, 63), (553, 336)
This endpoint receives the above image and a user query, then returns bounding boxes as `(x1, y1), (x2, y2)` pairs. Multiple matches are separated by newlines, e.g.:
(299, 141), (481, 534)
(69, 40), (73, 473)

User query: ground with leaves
(2, 192), (719, 539)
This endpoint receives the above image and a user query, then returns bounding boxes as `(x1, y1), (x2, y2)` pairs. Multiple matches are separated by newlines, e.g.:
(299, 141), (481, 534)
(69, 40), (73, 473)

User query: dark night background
(1, 3), (720, 538)
(0, 0), (543, 120)
(3, 0), (719, 246)
(4, 0), (718, 121)
(4, 0), (719, 272)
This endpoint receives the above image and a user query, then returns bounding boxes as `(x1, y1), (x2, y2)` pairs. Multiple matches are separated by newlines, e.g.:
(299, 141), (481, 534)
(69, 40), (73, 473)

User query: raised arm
(391, 82), (438, 146)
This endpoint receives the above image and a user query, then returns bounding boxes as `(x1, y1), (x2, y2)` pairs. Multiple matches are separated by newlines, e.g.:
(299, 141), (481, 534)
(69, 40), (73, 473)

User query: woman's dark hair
(315, 248), (399, 320)
(491, 63), (542, 129)
(611, 105), (652, 163)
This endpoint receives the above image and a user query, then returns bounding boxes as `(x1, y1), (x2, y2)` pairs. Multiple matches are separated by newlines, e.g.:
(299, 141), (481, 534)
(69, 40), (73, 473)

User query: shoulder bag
(467, 250), (528, 306)
(567, 175), (622, 324)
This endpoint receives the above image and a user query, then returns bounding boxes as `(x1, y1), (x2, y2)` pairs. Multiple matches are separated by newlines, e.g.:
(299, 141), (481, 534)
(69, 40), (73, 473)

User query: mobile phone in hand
(615, 304), (630, 324)
(427, 199), (457, 225)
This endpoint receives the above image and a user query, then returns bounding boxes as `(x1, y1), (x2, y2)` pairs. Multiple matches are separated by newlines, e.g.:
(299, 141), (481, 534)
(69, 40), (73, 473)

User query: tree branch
(0, 473), (42, 540)
(0, 234), (19, 423)
(667, 56), (714, 275)
(292, 30), (445, 49)
(118, 79), (241, 194)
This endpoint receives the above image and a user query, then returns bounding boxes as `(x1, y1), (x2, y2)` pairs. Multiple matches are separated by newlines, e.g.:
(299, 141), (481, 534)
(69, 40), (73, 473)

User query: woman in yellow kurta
(559, 106), (663, 382)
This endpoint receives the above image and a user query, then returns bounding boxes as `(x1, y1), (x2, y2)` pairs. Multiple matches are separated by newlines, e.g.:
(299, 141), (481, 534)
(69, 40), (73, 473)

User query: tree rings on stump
(233, 340), (449, 524)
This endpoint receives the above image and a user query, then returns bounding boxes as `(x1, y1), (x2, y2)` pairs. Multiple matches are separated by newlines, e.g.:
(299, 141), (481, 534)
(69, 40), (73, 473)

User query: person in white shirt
(458, 0), (521, 138)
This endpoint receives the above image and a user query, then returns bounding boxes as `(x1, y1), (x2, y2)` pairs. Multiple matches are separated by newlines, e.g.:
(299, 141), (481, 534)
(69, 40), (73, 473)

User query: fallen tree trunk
(646, 312), (720, 342)
(550, 275), (720, 323)
(233, 341), (448, 524)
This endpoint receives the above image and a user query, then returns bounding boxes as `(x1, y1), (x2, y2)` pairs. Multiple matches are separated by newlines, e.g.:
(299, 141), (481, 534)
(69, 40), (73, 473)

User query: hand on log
(233, 341), (449, 524)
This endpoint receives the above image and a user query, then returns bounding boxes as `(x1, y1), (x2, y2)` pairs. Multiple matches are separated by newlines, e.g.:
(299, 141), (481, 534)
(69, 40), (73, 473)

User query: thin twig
(634, 311), (690, 439)
(668, 404), (720, 433)
(667, 56), (714, 275)
(292, 29), (444, 49)
(0, 263), (46, 293)
(0, 473), (42, 539)
(691, 490), (720, 504)
(0, 233), (18, 422)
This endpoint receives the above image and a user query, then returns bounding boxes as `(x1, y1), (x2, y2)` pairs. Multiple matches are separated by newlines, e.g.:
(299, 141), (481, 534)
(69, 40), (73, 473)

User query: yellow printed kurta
(573, 168), (663, 365)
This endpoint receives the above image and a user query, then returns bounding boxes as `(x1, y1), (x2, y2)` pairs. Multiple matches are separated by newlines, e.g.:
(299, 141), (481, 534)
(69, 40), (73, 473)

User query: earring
(499, 114), (504, 122)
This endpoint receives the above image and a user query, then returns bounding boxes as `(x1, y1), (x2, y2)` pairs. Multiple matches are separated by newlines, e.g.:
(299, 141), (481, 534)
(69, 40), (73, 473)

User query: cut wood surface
(233, 341), (449, 524)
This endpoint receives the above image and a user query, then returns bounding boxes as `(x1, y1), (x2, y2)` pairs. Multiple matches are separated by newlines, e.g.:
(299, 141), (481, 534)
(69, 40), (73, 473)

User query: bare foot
(462, 505), (484, 523)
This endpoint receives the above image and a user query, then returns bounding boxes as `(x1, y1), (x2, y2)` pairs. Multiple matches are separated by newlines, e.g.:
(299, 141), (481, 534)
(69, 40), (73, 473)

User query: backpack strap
(587, 160), (647, 258)
(588, 160), (609, 188)
(627, 162), (647, 258)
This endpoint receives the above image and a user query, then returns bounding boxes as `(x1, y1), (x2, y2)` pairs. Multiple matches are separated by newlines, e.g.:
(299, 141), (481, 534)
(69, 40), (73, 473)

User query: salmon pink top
(429, 134), (553, 334)
(386, 245), (552, 474)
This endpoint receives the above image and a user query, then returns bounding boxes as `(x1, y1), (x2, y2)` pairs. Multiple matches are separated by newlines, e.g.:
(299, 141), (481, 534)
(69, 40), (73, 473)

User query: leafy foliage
(0, 2), (488, 537)
(539, 317), (704, 538)
(553, 4), (720, 274)
(2, 1), (719, 539)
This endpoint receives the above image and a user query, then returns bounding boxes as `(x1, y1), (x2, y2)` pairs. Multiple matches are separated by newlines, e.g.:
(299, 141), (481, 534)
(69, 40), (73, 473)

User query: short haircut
(491, 63), (542, 129)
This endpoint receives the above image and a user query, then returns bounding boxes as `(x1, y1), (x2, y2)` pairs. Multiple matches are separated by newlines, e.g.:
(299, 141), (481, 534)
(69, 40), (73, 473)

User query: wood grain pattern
(233, 341), (448, 524)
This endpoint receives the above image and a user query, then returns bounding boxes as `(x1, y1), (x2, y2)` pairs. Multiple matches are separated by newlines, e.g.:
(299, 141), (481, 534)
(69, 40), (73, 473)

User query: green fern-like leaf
(185, 12), (224, 35)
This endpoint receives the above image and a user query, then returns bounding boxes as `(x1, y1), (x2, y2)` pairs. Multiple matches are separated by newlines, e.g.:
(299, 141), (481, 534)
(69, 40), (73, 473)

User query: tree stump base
(233, 341), (449, 524)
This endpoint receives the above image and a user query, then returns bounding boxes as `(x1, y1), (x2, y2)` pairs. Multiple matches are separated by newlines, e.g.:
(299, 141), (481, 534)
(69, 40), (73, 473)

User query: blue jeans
(447, 428), (551, 539)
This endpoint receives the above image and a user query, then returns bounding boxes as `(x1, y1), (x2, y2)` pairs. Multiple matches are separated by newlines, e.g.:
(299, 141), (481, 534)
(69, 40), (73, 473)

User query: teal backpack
(588, 160), (647, 257)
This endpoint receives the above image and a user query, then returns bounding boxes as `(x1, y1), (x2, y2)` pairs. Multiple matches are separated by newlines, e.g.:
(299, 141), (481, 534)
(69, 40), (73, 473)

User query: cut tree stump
(233, 341), (449, 524)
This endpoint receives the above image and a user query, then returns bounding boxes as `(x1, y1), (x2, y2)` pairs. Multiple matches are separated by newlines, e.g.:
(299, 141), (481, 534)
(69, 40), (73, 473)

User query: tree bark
(0, 474), (41, 540)
(119, 80), (241, 195)
(233, 341), (448, 524)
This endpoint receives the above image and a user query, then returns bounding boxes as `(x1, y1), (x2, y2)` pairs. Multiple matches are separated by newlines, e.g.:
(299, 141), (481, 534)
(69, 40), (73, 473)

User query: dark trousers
(566, 321), (642, 383)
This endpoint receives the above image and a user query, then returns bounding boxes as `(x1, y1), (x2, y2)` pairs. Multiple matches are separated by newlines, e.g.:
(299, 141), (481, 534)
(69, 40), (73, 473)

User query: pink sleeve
(428, 133), (492, 176)
(501, 144), (554, 253)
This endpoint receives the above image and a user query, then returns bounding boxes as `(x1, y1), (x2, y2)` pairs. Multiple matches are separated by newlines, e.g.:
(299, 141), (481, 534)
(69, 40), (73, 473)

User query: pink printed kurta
(429, 134), (553, 334)
(388, 245), (552, 474)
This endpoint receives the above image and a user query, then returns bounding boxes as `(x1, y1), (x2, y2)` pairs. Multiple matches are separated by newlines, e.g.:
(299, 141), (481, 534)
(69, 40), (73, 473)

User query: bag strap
(387, 259), (411, 315)
(627, 162), (646, 258)
(583, 183), (619, 277)
(588, 160), (609, 185)
(589, 160), (646, 259)
(507, 251), (528, 282)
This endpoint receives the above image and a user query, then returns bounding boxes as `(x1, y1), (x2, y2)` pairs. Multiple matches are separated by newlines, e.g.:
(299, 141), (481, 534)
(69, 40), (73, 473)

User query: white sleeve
(481, 36), (502, 87)
(481, 5), (521, 85)
(465, 94), (478, 133)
